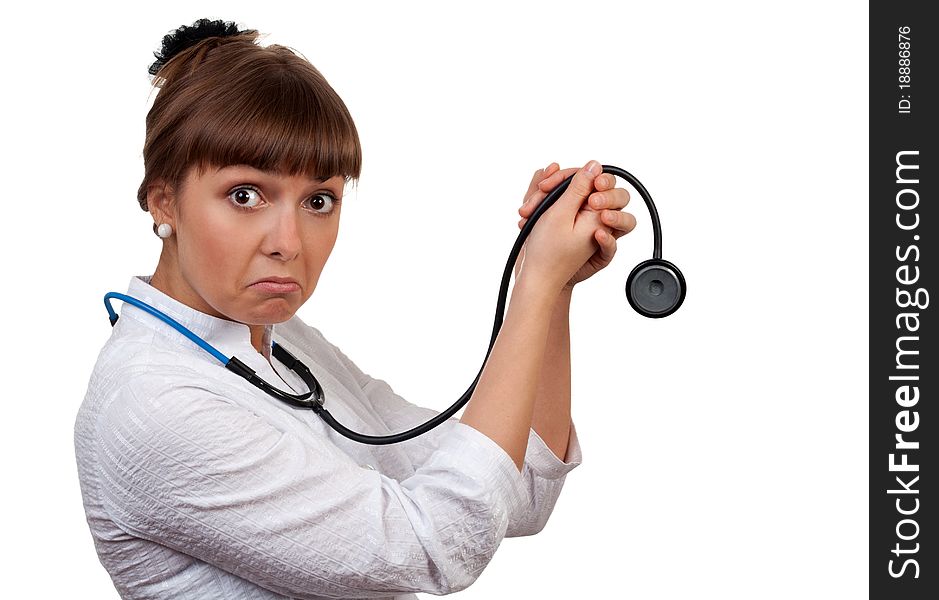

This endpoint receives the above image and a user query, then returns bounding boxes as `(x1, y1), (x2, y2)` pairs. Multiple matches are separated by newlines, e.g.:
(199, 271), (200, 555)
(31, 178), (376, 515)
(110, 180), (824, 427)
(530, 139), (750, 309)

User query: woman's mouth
(250, 281), (301, 293)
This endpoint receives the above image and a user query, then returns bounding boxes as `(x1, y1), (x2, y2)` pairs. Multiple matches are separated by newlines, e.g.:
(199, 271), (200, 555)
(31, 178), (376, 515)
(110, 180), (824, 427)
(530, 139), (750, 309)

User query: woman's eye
(306, 192), (339, 215)
(229, 186), (262, 209)
(227, 186), (339, 216)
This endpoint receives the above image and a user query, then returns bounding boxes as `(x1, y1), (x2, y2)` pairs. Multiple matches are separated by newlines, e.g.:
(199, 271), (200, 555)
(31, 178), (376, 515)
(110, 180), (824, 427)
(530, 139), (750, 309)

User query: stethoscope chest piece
(625, 258), (686, 318)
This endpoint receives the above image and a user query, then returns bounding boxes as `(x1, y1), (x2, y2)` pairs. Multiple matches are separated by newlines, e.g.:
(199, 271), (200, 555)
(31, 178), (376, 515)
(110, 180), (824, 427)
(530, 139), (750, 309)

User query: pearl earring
(156, 223), (173, 238)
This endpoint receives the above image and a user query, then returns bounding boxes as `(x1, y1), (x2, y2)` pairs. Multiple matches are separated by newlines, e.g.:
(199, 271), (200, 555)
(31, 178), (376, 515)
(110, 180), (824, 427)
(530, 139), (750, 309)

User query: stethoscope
(104, 166), (686, 445)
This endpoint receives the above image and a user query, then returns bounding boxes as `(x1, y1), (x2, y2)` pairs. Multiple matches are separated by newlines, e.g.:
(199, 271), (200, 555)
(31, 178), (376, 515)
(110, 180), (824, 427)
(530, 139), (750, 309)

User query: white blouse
(74, 274), (582, 599)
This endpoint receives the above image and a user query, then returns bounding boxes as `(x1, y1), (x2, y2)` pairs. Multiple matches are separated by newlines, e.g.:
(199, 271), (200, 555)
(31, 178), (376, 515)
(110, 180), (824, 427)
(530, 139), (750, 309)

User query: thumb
(557, 159), (602, 214)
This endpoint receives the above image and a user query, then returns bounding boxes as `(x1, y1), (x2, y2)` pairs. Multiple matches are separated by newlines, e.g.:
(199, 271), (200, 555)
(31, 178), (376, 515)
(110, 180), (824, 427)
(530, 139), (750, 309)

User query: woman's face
(150, 163), (346, 330)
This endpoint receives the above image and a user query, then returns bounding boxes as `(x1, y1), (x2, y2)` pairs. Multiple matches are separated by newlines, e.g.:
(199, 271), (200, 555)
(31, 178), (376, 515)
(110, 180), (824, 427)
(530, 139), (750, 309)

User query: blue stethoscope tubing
(104, 166), (685, 445)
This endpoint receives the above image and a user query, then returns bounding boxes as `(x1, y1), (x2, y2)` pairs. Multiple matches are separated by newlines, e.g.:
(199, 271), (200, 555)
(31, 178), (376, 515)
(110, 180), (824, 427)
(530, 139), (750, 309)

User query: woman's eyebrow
(217, 164), (330, 184)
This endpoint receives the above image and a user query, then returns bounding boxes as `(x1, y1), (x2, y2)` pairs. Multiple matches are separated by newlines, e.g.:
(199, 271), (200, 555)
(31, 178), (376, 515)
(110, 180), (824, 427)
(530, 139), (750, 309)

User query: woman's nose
(263, 207), (302, 260)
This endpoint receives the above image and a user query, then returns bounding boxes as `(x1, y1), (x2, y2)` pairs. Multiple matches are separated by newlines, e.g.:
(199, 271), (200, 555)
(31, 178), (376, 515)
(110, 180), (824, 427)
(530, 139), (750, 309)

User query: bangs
(138, 36), (363, 212)
(181, 65), (361, 184)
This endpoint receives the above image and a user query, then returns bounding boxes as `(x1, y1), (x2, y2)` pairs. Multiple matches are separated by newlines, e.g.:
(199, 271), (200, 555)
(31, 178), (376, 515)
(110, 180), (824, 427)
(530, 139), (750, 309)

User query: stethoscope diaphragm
(625, 258), (686, 318)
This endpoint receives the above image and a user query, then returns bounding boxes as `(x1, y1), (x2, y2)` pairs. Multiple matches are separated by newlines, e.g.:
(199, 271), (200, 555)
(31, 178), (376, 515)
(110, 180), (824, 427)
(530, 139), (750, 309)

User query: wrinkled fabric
(74, 274), (582, 599)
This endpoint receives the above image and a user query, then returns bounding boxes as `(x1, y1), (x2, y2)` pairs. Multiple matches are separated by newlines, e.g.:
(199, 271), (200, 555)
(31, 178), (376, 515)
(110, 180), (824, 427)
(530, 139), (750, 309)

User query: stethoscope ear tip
(625, 258), (686, 318)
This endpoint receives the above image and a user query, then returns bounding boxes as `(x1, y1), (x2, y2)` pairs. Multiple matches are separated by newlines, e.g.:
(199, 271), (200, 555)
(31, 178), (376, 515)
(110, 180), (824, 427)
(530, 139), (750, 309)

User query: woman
(74, 18), (636, 600)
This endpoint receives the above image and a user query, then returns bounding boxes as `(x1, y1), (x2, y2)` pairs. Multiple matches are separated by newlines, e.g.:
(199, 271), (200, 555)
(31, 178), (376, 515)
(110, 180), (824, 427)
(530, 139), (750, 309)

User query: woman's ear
(147, 180), (177, 234)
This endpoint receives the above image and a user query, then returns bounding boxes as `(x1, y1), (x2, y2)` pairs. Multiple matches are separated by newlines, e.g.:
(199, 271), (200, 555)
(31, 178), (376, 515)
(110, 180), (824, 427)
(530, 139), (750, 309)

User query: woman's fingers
(527, 162), (594, 222)
(523, 164), (633, 225)
(540, 169), (616, 194)
(600, 209), (637, 236)
(520, 162), (559, 216)
(592, 173), (616, 191)
(527, 168), (543, 188)
(537, 166), (579, 193)
(589, 186), (630, 210)
(595, 228), (617, 260)
(523, 187), (631, 221)
(527, 162), (556, 190)
(524, 204), (634, 234)
(521, 163), (555, 210)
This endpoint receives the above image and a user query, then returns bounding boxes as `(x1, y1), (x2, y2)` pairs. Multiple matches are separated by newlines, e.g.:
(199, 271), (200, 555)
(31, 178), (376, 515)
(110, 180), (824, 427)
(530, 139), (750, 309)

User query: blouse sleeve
(324, 339), (584, 538)
(95, 368), (532, 599)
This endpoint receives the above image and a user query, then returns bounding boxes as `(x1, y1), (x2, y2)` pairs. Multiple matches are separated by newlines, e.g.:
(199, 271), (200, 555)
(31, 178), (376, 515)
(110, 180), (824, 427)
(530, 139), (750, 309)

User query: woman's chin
(240, 301), (298, 325)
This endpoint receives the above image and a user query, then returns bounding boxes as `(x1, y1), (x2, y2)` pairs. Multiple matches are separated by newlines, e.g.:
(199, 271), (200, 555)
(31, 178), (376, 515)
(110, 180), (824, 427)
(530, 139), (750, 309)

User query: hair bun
(148, 18), (253, 76)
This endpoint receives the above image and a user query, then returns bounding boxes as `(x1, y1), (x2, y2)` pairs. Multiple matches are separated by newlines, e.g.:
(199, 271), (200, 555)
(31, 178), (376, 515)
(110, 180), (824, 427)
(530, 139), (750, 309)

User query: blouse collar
(122, 274), (274, 360)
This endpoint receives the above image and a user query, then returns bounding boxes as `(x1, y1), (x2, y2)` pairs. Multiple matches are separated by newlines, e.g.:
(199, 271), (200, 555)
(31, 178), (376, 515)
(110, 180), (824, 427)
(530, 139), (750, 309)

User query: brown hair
(137, 29), (362, 234)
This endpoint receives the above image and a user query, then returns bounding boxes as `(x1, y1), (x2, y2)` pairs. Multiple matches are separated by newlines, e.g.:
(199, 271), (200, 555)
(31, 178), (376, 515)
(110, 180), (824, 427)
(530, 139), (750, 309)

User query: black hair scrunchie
(148, 17), (254, 76)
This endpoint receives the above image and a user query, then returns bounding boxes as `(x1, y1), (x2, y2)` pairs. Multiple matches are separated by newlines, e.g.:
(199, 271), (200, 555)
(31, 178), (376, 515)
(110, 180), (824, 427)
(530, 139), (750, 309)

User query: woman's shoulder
(83, 315), (238, 414)
(81, 311), (353, 425)
(95, 325), (198, 377)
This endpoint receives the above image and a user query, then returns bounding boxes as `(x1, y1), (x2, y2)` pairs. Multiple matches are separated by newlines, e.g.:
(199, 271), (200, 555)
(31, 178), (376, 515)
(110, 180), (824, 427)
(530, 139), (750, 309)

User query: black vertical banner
(871, 1), (937, 597)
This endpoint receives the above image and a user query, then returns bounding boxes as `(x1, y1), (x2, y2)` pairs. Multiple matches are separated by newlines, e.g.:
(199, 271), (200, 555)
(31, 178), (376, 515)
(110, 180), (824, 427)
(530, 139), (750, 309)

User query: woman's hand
(514, 161), (637, 292)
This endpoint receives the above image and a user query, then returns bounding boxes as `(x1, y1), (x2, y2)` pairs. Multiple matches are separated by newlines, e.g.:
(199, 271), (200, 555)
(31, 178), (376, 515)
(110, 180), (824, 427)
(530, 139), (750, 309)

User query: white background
(0, 1), (868, 598)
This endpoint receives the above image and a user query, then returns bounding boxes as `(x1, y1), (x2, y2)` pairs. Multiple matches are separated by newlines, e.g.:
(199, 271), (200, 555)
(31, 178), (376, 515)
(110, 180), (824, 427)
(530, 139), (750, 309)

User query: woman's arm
(460, 158), (604, 471)
(311, 316), (582, 538)
(530, 287), (573, 462)
(97, 369), (532, 598)
(459, 274), (559, 471)
(302, 307), (582, 479)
